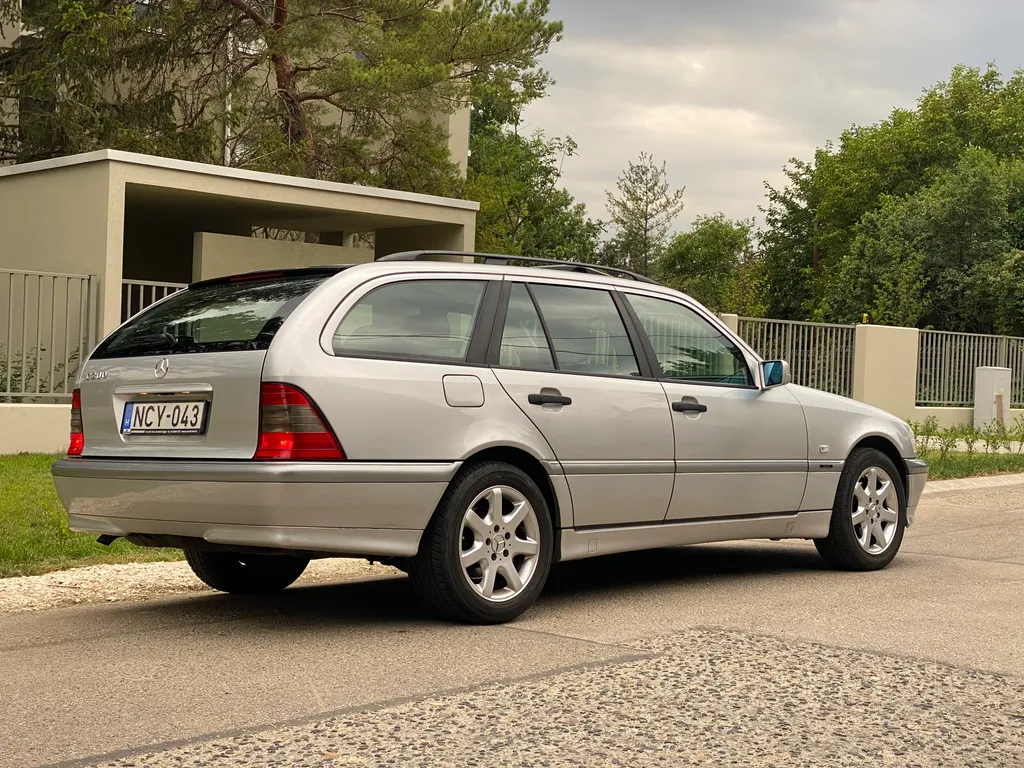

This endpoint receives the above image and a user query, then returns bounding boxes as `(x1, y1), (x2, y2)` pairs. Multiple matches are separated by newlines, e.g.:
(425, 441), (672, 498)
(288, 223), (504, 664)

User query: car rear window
(92, 275), (329, 359)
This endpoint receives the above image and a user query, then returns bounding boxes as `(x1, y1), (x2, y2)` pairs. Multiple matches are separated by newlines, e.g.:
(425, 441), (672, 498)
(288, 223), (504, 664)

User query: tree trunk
(268, 0), (316, 179)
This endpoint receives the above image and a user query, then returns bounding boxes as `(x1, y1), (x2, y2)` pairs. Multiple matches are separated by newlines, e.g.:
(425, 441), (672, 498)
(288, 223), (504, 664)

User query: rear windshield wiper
(107, 331), (199, 356)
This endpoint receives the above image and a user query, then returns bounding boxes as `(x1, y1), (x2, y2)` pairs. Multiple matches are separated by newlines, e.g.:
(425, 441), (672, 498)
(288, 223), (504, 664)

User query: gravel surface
(92, 628), (1024, 768)
(0, 558), (399, 616)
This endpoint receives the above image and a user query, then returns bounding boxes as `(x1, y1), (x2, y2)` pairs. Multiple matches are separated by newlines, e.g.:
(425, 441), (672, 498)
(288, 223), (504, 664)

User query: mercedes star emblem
(154, 358), (169, 379)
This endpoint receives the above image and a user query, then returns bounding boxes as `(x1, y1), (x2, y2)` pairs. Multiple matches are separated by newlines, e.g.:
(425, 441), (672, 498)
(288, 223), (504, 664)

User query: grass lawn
(0, 453), (181, 578)
(923, 451), (1024, 480)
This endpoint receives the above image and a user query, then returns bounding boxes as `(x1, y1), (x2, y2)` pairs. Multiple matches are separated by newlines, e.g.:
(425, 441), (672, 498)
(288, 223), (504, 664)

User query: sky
(521, 0), (1024, 230)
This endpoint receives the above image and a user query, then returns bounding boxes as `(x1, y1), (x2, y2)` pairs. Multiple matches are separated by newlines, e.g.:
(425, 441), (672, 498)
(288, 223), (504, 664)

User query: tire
(183, 550), (309, 594)
(814, 447), (907, 571)
(410, 461), (554, 624)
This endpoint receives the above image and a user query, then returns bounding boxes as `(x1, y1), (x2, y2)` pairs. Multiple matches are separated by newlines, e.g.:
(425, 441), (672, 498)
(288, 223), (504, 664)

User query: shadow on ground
(105, 541), (835, 629)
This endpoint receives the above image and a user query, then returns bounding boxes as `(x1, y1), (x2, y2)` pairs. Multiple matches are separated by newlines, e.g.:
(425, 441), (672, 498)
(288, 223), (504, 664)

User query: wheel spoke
(505, 499), (531, 528)
(853, 484), (871, 506)
(859, 521), (872, 548)
(867, 468), (878, 497)
(878, 506), (898, 524)
(486, 486), (503, 523)
(851, 508), (868, 526)
(464, 510), (490, 538)
(513, 537), (539, 557)
(499, 562), (523, 593)
(872, 519), (887, 546)
(875, 480), (892, 504)
(461, 544), (486, 569)
(479, 559), (498, 598)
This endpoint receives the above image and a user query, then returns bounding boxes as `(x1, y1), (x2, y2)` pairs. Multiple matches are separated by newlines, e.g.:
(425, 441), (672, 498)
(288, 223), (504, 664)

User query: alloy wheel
(851, 466), (900, 555)
(459, 485), (541, 602)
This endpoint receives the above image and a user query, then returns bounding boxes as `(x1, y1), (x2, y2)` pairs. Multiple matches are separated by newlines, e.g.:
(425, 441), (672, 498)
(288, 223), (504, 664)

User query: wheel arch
(849, 435), (908, 495)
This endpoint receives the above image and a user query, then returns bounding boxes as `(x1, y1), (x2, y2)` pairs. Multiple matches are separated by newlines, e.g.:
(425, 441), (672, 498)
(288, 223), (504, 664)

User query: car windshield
(92, 274), (332, 359)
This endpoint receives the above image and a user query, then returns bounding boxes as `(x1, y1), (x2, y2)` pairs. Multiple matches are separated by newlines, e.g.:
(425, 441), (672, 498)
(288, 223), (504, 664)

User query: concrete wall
(375, 223), (475, 259)
(0, 404), (69, 454)
(0, 161), (115, 341)
(193, 233), (374, 281)
(912, 406), (1024, 429)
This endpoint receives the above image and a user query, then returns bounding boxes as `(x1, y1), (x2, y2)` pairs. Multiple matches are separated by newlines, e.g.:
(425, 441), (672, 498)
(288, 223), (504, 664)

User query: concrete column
(719, 313), (740, 334)
(852, 324), (920, 418)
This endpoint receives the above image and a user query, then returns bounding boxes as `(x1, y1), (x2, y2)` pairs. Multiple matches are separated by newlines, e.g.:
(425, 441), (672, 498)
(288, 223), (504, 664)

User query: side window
(499, 284), (555, 370)
(332, 280), (485, 361)
(625, 294), (752, 386)
(529, 284), (640, 377)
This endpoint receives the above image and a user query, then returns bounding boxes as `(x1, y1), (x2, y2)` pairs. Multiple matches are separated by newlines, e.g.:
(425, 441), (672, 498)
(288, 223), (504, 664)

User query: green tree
(658, 214), (760, 313)
(834, 147), (1011, 331)
(602, 152), (685, 276)
(0, 0), (562, 197)
(759, 64), (1024, 329)
(466, 125), (600, 261)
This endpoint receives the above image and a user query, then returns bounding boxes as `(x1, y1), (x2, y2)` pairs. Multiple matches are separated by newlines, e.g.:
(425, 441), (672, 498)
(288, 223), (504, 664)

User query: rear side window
(499, 284), (555, 370)
(332, 279), (486, 362)
(529, 284), (640, 376)
(92, 275), (328, 359)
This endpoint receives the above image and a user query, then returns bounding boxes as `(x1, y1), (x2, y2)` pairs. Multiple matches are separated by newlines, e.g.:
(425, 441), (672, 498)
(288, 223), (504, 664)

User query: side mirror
(762, 360), (791, 388)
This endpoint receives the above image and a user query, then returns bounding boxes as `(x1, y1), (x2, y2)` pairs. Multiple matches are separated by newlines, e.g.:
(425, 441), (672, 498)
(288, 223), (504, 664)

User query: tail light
(255, 383), (345, 461)
(68, 389), (84, 456)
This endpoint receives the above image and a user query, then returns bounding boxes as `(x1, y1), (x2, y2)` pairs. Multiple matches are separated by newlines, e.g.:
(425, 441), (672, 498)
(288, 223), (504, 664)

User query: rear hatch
(77, 270), (337, 459)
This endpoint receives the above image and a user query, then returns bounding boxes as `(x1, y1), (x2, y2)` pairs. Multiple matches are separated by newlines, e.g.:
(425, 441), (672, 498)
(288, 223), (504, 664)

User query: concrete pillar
(374, 223), (473, 260)
(719, 313), (740, 334)
(320, 231), (355, 248)
(852, 324), (920, 418)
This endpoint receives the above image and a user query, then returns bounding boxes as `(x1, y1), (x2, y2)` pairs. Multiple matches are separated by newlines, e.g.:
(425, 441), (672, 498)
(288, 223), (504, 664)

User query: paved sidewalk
(923, 471), (1024, 494)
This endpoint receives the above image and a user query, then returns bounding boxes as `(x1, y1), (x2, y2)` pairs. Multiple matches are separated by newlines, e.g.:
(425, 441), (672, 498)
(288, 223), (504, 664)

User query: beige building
(0, 149), (478, 452)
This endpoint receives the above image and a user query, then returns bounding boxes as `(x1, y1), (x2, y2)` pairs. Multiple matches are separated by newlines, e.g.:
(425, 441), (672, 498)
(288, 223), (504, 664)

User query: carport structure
(0, 150), (478, 451)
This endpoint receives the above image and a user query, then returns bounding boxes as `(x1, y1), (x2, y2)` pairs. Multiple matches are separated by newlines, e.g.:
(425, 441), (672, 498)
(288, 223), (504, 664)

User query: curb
(922, 472), (1024, 496)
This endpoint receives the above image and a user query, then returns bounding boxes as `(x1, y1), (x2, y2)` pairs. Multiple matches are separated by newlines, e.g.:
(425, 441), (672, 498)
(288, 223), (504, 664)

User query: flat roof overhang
(0, 149), (478, 234)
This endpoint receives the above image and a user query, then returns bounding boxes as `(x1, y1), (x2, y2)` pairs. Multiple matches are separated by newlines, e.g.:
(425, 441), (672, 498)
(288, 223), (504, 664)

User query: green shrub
(0, 344), (79, 403)
(936, 426), (959, 458)
(958, 423), (980, 455)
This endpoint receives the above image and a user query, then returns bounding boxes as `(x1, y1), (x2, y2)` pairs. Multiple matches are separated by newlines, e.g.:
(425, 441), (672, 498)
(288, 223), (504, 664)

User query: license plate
(121, 401), (207, 435)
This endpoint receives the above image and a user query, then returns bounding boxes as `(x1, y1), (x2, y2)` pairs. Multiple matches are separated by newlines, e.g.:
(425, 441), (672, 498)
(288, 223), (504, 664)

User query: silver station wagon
(52, 252), (927, 623)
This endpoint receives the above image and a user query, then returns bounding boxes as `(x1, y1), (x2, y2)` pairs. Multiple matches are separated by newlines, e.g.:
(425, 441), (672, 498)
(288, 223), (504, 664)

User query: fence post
(87, 275), (101, 355)
(852, 324), (920, 419)
(719, 313), (740, 334)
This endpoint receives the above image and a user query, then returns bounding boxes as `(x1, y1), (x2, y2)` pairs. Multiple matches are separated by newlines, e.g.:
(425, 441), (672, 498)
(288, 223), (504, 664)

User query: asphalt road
(2, 483), (1023, 767)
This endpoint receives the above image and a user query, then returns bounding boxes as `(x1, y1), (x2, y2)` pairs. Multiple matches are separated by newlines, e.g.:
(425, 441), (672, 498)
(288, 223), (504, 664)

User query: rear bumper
(51, 459), (460, 558)
(904, 458), (928, 527)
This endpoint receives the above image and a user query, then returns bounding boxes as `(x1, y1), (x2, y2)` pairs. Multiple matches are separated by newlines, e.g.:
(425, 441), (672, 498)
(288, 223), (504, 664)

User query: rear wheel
(410, 462), (554, 624)
(814, 447), (906, 571)
(184, 550), (309, 594)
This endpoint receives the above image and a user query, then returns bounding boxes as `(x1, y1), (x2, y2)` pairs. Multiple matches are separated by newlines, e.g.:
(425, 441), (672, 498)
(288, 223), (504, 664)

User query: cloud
(523, 0), (1024, 229)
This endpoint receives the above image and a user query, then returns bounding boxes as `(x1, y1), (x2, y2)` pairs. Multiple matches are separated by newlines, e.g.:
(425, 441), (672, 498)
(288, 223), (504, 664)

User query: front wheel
(814, 447), (907, 571)
(410, 462), (554, 624)
(184, 550), (309, 594)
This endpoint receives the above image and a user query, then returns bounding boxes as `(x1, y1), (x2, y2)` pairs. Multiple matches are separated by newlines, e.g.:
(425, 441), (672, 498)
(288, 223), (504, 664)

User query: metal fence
(121, 279), (187, 322)
(917, 330), (1024, 407)
(1, 268), (96, 403)
(737, 317), (857, 397)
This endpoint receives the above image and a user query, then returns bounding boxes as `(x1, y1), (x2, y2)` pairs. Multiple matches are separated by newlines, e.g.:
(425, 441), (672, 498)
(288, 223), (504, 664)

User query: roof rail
(377, 250), (660, 285)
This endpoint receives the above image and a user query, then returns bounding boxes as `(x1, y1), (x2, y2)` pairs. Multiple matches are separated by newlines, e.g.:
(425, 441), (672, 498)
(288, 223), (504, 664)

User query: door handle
(672, 400), (707, 413)
(528, 392), (572, 406)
